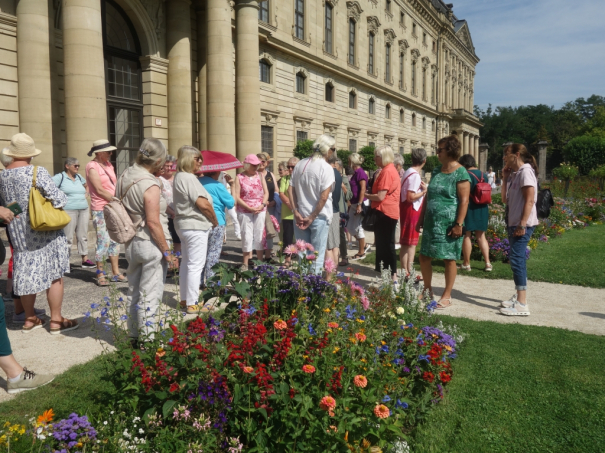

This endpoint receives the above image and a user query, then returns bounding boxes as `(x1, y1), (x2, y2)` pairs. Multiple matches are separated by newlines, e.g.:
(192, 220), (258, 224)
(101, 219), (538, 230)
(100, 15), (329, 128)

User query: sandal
(457, 264), (471, 271)
(350, 253), (366, 260)
(111, 273), (128, 283)
(485, 263), (493, 272)
(96, 272), (109, 287)
(436, 298), (453, 309)
(338, 259), (349, 267)
(22, 316), (46, 333)
(50, 318), (79, 335)
(415, 275), (423, 283)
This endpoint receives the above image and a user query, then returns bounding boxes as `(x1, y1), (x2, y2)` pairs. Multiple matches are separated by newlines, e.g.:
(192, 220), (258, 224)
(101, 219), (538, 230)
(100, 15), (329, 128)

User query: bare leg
(517, 289), (527, 304)
(475, 231), (491, 266)
(255, 249), (264, 261)
(81, 255), (88, 262)
(20, 294), (37, 329)
(441, 259), (458, 303)
(462, 231), (472, 266)
(357, 237), (366, 256)
(46, 278), (64, 324)
(109, 255), (120, 276)
(6, 278), (12, 296)
(419, 254), (433, 299)
(242, 251), (252, 267)
(0, 355), (23, 380)
(13, 296), (23, 314)
(400, 245), (416, 275)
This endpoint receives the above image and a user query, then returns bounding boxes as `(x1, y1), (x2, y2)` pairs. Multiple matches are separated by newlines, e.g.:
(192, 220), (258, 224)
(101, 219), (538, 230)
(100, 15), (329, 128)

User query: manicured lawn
(412, 315), (605, 452)
(361, 224), (605, 288)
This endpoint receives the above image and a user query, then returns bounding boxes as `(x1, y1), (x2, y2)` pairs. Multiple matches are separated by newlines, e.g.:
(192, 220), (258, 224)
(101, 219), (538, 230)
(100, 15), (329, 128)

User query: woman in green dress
(458, 154), (492, 272)
(416, 135), (471, 309)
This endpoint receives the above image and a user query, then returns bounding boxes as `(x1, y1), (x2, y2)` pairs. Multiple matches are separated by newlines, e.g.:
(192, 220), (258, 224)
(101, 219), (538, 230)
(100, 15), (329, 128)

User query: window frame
(349, 90), (357, 109)
(368, 97), (375, 115)
(368, 32), (375, 75)
(385, 103), (391, 119)
(349, 138), (357, 152)
(348, 18), (356, 65)
(411, 59), (416, 94)
(261, 125), (274, 161)
(324, 2), (333, 54)
(385, 43), (391, 83)
(325, 82), (335, 102)
(412, 113), (416, 127)
(399, 108), (404, 123)
(295, 0), (305, 40)
(259, 0), (270, 23)
(259, 59), (271, 84)
(295, 71), (306, 94)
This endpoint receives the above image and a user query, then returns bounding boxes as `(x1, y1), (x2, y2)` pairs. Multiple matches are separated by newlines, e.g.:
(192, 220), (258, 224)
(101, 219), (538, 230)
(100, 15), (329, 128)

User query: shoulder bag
(29, 166), (72, 231)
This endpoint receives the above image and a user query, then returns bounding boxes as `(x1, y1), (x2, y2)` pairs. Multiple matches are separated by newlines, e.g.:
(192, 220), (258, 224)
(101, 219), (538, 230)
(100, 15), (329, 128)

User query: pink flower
(306, 254), (316, 261)
(328, 322), (339, 328)
(273, 320), (287, 330)
(324, 258), (336, 274)
(243, 366), (253, 374)
(361, 295), (370, 310)
(319, 396), (336, 411)
(374, 404), (390, 419)
(353, 375), (368, 388)
(302, 365), (316, 373)
(305, 243), (315, 252)
(284, 244), (299, 255)
(296, 239), (307, 252)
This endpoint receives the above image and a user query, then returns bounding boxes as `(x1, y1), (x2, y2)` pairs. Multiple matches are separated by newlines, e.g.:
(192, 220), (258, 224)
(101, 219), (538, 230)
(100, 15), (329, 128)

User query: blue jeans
(507, 226), (535, 291)
(294, 216), (329, 274)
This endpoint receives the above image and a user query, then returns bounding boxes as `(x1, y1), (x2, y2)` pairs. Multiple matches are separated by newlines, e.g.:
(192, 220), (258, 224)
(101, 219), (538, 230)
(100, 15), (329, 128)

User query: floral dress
(0, 166), (70, 295)
(419, 165), (471, 260)
(236, 173), (265, 213)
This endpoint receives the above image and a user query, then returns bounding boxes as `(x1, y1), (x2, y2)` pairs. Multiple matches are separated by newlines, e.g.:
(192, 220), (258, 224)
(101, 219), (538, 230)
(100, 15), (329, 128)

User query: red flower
(169, 382), (180, 393)
(423, 372), (435, 383)
(439, 371), (452, 383)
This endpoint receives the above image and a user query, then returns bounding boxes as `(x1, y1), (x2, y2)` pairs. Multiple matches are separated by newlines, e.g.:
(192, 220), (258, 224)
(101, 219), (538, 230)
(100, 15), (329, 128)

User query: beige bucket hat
(4, 133), (42, 158)
(88, 139), (117, 157)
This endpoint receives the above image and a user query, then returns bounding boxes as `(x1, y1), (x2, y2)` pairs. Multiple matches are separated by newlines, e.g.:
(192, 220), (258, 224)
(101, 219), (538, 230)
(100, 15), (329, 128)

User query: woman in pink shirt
(85, 140), (125, 286)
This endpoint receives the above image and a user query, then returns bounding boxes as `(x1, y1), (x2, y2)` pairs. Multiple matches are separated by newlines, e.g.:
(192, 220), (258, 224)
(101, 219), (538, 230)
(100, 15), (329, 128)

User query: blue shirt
(198, 176), (235, 226)
(52, 172), (88, 211)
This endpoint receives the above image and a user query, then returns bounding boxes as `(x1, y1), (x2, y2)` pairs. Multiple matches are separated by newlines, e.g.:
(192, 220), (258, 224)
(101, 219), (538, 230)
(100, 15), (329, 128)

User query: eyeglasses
(73, 165), (80, 168)
(287, 165), (296, 169)
(194, 157), (203, 162)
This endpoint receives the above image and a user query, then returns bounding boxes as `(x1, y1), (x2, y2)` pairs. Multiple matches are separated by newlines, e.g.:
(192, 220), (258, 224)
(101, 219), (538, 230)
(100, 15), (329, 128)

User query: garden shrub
(563, 135), (605, 175)
(293, 139), (315, 160)
(359, 145), (377, 172)
(423, 156), (440, 174)
(337, 149), (351, 166)
(589, 164), (605, 190)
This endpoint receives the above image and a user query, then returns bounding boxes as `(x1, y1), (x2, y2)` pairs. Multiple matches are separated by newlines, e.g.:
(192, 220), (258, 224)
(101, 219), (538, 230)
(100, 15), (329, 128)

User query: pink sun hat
(243, 154), (261, 165)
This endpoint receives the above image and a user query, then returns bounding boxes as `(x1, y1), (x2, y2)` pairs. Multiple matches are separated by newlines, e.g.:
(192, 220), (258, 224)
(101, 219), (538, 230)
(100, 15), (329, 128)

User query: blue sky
(451, 0), (605, 110)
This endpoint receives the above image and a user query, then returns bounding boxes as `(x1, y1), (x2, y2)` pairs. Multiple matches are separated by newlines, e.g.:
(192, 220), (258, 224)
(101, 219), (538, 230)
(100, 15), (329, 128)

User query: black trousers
(339, 225), (347, 260)
(282, 219), (294, 250)
(374, 210), (398, 276)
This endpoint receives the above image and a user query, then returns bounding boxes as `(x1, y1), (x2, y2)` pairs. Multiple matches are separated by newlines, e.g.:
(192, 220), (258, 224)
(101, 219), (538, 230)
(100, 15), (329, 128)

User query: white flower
(104, 421), (108, 425)
(388, 313), (396, 318)
(139, 428), (144, 434)
(396, 307), (405, 314)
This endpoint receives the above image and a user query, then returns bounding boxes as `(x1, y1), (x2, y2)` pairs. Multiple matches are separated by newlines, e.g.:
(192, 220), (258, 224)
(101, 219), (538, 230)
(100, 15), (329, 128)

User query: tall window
(349, 90), (356, 108)
(451, 82), (455, 106)
(412, 113), (416, 126)
(385, 104), (391, 119)
(422, 117), (426, 129)
(259, 0), (269, 22)
(261, 126), (273, 158)
(295, 0), (304, 39)
(422, 67), (426, 99)
(399, 52), (404, 89)
(445, 82), (449, 108)
(259, 59), (271, 83)
(400, 11), (404, 24)
(386, 0), (391, 13)
(296, 130), (308, 142)
(431, 120), (435, 132)
(411, 60), (416, 93)
(349, 139), (357, 152)
(423, 32), (427, 45)
(385, 44), (391, 82)
(431, 73), (436, 103)
(368, 33), (375, 74)
(369, 141), (376, 148)
(324, 3), (333, 54)
(399, 108), (404, 123)
(399, 146), (404, 154)
(369, 98), (375, 114)
(325, 82), (334, 102)
(412, 23), (416, 35)
(296, 71), (306, 94)
(348, 19), (356, 65)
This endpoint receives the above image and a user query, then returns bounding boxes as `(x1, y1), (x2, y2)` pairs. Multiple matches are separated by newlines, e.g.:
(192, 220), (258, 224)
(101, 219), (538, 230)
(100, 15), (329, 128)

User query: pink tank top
(86, 160), (116, 211)
(237, 172), (265, 213)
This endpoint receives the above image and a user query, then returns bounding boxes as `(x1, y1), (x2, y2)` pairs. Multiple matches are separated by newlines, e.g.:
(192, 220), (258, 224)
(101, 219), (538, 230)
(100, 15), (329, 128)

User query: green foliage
(423, 156), (440, 174)
(359, 145), (377, 171)
(293, 139), (315, 160)
(336, 149), (351, 165)
(402, 153), (413, 167)
(552, 162), (579, 181)
(589, 164), (605, 190)
(563, 135), (605, 175)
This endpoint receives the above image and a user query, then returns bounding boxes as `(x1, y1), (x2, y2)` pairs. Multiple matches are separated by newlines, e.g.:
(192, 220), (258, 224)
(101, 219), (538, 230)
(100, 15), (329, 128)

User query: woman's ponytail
(506, 143), (538, 176)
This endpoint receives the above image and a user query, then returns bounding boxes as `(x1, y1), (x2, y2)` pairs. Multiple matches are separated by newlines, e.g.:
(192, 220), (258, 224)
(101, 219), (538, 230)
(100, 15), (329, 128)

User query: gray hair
(393, 154), (404, 168)
(136, 138), (167, 169)
(165, 154), (177, 164)
(374, 145), (395, 166)
(311, 134), (336, 161)
(411, 148), (427, 166)
(0, 148), (13, 168)
(335, 159), (343, 170)
(177, 145), (201, 173)
(287, 156), (300, 166)
(327, 155), (338, 165)
(349, 152), (364, 167)
(64, 157), (79, 169)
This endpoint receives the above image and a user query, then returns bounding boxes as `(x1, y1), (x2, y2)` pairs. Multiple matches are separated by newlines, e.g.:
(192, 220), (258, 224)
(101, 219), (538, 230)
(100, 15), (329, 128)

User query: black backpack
(536, 187), (553, 219)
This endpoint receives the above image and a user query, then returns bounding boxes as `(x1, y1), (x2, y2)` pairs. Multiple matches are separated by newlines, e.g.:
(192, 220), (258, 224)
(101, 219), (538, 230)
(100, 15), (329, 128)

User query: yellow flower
(356, 318), (364, 323)
(333, 347), (340, 354)
(323, 308), (331, 313)
(360, 358), (367, 363)
(381, 341), (386, 345)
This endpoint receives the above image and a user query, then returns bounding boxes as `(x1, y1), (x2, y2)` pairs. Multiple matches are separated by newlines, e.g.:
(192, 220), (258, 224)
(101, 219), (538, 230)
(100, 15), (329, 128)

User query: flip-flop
(436, 298), (453, 309)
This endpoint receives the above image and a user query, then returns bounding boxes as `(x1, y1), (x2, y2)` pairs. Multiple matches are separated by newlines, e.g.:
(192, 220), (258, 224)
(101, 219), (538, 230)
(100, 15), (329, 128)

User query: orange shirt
(371, 163), (401, 219)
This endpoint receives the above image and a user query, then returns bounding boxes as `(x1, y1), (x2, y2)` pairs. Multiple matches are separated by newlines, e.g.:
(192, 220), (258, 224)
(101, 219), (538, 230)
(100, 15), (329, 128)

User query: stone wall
(0, 11), (18, 152)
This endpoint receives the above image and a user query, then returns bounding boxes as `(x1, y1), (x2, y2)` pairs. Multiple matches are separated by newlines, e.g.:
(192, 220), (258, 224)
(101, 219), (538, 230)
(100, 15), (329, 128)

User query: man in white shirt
(288, 135), (336, 274)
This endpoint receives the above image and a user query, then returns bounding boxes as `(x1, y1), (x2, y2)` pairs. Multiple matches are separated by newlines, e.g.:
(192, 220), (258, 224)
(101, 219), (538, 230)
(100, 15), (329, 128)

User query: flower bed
(5, 243), (464, 453)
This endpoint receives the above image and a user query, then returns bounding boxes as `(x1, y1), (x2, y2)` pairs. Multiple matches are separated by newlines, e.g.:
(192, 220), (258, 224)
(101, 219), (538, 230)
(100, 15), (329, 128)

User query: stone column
(166, 0), (193, 154)
(17, 0), (54, 170)
(235, 0), (262, 159)
(474, 136), (479, 161)
(479, 143), (488, 173)
(62, 0), (107, 165)
(463, 132), (469, 156)
(196, 6), (207, 150)
(207, 0), (236, 156)
(537, 140), (548, 182)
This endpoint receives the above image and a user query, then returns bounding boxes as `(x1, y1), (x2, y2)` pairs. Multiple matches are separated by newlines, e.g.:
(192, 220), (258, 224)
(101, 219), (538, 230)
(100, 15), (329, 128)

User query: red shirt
(371, 163), (401, 219)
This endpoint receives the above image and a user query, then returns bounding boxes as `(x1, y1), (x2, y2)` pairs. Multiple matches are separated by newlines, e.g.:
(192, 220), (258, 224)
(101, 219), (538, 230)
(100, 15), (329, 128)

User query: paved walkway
(1, 226), (603, 401)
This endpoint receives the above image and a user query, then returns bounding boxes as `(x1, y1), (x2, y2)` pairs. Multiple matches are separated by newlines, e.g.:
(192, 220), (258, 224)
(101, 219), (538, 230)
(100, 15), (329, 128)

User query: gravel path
(1, 227), (603, 401)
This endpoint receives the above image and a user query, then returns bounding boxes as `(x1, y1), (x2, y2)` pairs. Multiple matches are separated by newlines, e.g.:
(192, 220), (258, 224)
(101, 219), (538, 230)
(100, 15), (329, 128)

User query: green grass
(412, 316), (605, 452)
(361, 223), (605, 288)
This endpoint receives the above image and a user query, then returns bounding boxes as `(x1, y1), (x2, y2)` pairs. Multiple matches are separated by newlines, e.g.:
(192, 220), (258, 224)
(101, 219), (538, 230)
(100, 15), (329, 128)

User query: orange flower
(37, 409), (54, 425)
(327, 425), (338, 433)
(302, 364), (316, 374)
(328, 322), (339, 328)
(243, 366), (253, 374)
(353, 375), (368, 388)
(355, 332), (366, 342)
(273, 320), (288, 330)
(374, 404), (390, 419)
(319, 396), (336, 411)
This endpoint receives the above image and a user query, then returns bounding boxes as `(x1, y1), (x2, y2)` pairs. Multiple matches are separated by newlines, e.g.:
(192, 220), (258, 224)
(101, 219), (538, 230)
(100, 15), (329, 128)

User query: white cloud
(451, 0), (605, 108)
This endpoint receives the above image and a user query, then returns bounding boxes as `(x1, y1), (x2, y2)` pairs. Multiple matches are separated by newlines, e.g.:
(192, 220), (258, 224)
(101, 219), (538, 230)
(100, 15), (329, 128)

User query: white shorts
(238, 211), (266, 252)
(347, 203), (365, 239)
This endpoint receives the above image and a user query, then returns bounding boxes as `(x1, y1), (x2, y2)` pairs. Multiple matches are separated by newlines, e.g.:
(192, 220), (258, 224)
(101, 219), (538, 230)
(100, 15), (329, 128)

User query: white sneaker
(500, 302), (530, 316)
(501, 294), (517, 308)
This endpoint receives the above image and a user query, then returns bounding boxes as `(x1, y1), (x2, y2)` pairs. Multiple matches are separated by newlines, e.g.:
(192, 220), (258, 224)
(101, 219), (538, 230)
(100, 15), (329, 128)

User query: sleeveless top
(237, 172), (265, 213)
(263, 171), (275, 202)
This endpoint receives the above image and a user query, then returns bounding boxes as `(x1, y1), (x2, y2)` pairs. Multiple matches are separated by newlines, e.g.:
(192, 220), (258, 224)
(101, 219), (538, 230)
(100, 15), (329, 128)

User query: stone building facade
(0, 0), (482, 174)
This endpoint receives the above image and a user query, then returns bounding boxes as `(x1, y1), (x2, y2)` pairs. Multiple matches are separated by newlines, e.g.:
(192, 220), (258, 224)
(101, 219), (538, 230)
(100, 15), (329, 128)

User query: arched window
(412, 113), (416, 127)
(368, 33), (375, 74)
(422, 67), (426, 99)
(399, 108), (404, 123)
(399, 52), (404, 89)
(348, 19), (356, 65)
(431, 73), (436, 104)
(259, 59), (271, 83)
(349, 90), (357, 109)
(296, 71), (306, 94)
(385, 103), (391, 119)
(369, 97), (375, 114)
(431, 120), (436, 131)
(103, 0), (142, 175)
(325, 82), (334, 102)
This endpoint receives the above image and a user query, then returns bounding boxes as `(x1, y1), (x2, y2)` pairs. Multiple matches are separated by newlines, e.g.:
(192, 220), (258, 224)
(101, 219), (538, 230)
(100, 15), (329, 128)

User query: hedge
(563, 135), (605, 175)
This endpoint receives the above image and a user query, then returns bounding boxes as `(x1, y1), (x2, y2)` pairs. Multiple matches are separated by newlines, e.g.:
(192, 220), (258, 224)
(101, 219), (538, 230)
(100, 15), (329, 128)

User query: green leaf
(258, 407), (268, 421)
(233, 384), (242, 405)
(162, 400), (177, 419)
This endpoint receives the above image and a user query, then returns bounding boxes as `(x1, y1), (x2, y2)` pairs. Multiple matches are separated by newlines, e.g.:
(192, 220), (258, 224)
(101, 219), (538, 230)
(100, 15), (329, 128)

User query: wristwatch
(454, 222), (463, 227)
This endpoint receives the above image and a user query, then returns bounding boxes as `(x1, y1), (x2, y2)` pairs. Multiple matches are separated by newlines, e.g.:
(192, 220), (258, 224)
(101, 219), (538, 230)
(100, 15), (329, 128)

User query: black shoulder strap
(58, 173), (65, 189)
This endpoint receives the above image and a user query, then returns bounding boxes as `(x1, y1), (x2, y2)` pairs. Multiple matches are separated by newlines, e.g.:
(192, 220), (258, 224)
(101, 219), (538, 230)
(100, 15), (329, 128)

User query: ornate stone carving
(421, 56), (430, 67)
(259, 51), (275, 65)
(346, 1), (363, 21)
(410, 49), (420, 61)
(323, 122), (339, 135)
(431, 64), (437, 74)
(294, 66), (309, 78)
(367, 16), (381, 36)
(398, 39), (409, 54)
(384, 28), (396, 45)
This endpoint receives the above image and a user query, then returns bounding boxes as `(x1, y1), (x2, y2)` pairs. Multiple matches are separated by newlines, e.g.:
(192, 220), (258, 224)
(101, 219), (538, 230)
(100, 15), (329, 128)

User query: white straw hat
(4, 133), (42, 158)
(88, 139), (117, 157)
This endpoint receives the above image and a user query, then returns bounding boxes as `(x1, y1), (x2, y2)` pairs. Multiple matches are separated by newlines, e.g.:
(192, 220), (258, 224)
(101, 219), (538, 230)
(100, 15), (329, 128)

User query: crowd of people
(0, 131), (539, 393)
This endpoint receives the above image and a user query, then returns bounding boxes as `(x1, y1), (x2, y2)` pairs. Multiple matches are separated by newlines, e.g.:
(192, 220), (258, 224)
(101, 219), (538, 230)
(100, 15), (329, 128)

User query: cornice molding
(140, 55), (169, 73)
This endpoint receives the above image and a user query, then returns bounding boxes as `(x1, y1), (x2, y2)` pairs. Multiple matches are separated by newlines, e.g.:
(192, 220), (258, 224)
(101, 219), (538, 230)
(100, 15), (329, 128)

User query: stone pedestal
(479, 143), (489, 173)
(167, 0), (193, 154)
(537, 140), (548, 182)
(235, 0), (262, 160)
(207, 0), (236, 156)
(17, 0), (54, 170)
(62, 0), (107, 165)
(196, 7), (207, 150)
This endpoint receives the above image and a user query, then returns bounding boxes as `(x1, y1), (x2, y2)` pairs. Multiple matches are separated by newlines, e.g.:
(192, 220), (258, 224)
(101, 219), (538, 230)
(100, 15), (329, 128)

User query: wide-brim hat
(88, 139), (117, 157)
(4, 133), (42, 158)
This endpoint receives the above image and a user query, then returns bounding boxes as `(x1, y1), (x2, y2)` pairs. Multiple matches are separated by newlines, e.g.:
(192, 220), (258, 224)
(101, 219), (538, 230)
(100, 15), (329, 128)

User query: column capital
(235, 0), (261, 10)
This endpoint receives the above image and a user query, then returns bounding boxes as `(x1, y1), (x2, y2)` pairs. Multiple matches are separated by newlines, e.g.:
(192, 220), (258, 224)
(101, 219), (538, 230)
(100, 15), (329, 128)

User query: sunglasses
(194, 157), (203, 162)
(73, 165), (80, 168)
(287, 165), (295, 169)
